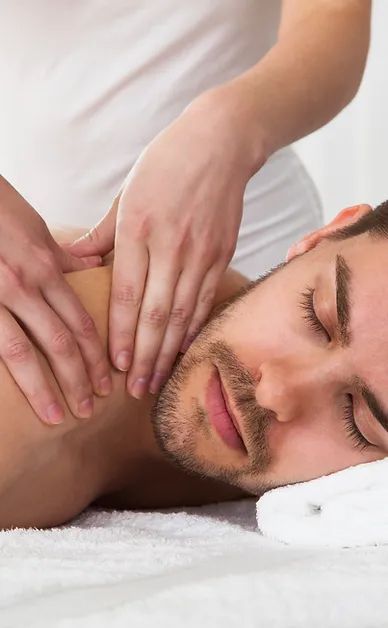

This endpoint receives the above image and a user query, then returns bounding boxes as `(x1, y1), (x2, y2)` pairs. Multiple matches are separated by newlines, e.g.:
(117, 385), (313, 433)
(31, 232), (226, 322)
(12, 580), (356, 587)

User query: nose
(254, 355), (335, 423)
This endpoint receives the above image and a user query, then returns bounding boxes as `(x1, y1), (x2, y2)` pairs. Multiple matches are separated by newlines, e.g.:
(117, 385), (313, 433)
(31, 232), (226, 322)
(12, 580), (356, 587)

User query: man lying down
(1, 202), (388, 529)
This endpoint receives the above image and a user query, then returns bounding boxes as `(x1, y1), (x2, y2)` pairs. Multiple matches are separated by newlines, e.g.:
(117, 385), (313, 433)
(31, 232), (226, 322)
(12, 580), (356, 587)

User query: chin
(150, 391), (208, 479)
(151, 395), (254, 491)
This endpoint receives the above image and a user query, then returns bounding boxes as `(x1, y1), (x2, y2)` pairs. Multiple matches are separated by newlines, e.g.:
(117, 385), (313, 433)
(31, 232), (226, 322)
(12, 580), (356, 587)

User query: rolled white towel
(256, 457), (388, 548)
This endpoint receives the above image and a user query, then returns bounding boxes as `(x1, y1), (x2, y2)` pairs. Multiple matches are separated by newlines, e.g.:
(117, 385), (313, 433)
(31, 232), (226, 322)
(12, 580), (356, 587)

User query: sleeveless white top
(0, 0), (322, 278)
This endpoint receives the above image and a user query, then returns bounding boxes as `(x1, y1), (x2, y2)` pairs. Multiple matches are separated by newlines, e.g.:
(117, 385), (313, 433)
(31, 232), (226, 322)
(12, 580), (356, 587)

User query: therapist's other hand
(69, 87), (263, 398)
(0, 176), (111, 424)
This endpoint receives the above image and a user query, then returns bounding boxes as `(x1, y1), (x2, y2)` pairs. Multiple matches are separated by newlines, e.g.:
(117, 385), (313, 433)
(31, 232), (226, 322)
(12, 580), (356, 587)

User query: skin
(154, 205), (388, 496)
(0, 176), (112, 424)
(0, 252), (248, 529)
(70, 0), (371, 403)
(1, 204), (388, 529)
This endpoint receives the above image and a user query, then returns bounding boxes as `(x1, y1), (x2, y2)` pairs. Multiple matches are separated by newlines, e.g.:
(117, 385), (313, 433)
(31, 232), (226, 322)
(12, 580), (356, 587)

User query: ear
(286, 204), (372, 262)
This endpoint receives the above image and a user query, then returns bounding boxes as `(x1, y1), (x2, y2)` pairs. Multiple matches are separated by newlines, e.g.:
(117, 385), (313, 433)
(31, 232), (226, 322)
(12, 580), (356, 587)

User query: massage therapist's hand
(69, 87), (263, 398)
(0, 176), (112, 424)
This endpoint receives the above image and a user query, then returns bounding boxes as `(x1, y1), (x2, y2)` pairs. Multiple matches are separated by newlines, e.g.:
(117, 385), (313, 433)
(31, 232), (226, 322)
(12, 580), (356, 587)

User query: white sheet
(0, 498), (387, 627)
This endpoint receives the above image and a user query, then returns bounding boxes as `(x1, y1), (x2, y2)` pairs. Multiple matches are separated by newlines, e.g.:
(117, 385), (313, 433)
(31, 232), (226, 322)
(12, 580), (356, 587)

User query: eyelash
(342, 395), (371, 452)
(299, 287), (330, 341)
(298, 286), (372, 452)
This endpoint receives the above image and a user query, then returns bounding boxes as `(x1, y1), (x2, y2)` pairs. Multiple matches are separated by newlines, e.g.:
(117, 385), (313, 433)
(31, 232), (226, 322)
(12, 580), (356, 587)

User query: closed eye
(299, 286), (374, 451)
(299, 287), (331, 342)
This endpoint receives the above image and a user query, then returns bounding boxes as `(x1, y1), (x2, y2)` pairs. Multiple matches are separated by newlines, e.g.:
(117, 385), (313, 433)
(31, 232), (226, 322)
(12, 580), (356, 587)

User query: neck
(76, 384), (162, 498)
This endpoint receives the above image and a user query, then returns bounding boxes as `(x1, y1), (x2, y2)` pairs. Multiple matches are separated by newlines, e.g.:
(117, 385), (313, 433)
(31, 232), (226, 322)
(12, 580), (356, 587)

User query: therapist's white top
(0, 0), (322, 278)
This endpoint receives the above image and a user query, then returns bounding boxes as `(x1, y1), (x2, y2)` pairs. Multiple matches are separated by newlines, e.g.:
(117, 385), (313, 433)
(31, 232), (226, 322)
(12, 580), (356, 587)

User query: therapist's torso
(0, 0), (322, 277)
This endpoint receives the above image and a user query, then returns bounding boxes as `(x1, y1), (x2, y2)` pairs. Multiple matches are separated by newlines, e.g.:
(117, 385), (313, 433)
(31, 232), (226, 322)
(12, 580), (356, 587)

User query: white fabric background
(294, 0), (388, 223)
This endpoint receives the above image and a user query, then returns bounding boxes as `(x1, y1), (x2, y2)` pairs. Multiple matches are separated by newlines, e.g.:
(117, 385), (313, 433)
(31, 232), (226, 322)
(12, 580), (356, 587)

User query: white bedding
(0, 498), (387, 627)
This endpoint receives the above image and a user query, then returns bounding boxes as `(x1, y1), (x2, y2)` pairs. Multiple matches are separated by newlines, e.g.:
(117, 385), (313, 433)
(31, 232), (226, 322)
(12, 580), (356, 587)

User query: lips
(205, 367), (246, 453)
(219, 379), (244, 441)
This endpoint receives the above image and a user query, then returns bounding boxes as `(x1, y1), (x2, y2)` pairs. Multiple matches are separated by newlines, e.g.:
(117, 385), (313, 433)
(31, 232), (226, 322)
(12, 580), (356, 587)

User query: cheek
(219, 290), (296, 365)
(264, 419), (384, 485)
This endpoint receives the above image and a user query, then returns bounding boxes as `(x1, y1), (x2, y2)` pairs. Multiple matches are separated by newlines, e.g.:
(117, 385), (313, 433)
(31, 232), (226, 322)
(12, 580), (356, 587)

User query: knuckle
(113, 284), (141, 308)
(169, 231), (190, 258)
(200, 287), (216, 308)
(169, 306), (190, 328)
(51, 329), (76, 357)
(131, 213), (152, 241)
(0, 263), (25, 292)
(3, 336), (32, 363)
(141, 306), (168, 329)
(34, 248), (59, 283)
(116, 329), (135, 347)
(11, 268), (25, 290)
(33, 246), (56, 269)
(77, 310), (97, 339)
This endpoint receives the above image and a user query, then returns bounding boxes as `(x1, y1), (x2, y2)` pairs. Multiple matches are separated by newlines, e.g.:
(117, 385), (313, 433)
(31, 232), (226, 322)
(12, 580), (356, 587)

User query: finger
(21, 245), (112, 400)
(44, 227), (104, 271)
(42, 277), (112, 400)
(56, 245), (103, 272)
(10, 290), (96, 419)
(180, 264), (223, 353)
(67, 195), (119, 258)
(0, 305), (65, 425)
(148, 268), (203, 394)
(126, 259), (180, 399)
(108, 236), (149, 372)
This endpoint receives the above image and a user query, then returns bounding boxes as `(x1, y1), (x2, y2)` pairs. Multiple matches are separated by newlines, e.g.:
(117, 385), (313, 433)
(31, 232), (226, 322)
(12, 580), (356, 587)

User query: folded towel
(256, 457), (388, 548)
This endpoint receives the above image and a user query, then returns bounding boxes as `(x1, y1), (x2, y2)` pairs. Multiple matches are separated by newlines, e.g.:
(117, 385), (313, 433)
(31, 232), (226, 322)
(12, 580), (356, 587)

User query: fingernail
(98, 375), (112, 396)
(130, 377), (149, 399)
(116, 351), (131, 371)
(78, 397), (93, 418)
(85, 255), (103, 266)
(149, 372), (167, 395)
(46, 402), (64, 425)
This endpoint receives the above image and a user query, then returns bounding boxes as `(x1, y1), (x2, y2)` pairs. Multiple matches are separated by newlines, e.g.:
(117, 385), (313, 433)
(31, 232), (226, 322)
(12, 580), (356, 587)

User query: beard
(150, 262), (286, 495)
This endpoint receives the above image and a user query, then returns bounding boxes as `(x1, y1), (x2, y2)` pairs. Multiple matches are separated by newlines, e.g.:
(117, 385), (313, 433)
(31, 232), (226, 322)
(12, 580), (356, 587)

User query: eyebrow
(335, 254), (388, 434)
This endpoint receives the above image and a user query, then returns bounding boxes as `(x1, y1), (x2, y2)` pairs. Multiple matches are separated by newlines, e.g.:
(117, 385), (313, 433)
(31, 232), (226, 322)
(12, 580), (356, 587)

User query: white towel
(2, 498), (388, 627)
(256, 457), (388, 548)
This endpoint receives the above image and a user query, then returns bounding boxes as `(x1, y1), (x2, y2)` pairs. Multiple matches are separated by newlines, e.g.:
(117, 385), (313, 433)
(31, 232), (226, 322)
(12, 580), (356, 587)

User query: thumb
(56, 245), (103, 273)
(67, 195), (119, 257)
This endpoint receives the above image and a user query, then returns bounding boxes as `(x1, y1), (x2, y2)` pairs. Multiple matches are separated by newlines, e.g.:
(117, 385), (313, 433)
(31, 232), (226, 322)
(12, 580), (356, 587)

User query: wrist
(185, 83), (268, 180)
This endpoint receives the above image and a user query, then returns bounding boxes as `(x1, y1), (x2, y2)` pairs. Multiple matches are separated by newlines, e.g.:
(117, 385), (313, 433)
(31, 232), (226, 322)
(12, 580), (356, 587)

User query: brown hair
(328, 201), (388, 241)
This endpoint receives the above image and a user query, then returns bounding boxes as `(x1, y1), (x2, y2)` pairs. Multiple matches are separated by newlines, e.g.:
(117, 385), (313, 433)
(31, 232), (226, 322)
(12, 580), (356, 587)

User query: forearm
(195, 1), (370, 168)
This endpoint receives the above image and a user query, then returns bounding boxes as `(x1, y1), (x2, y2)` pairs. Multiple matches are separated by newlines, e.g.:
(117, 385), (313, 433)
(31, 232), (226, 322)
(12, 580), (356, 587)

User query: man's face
(152, 230), (388, 496)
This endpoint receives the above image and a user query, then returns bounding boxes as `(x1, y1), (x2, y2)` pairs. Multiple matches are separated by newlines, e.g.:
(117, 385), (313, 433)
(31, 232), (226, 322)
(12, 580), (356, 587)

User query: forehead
(341, 235), (388, 378)
(340, 233), (388, 312)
